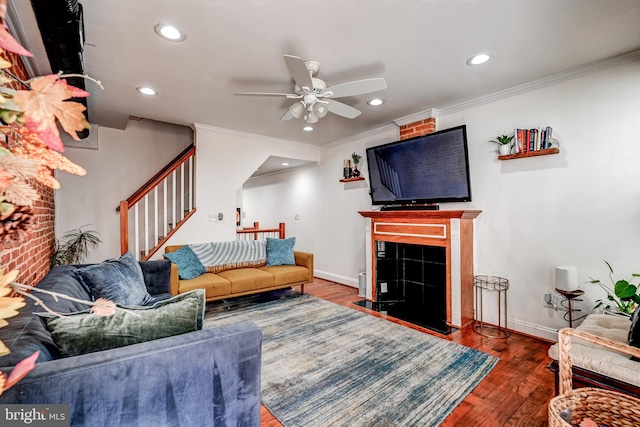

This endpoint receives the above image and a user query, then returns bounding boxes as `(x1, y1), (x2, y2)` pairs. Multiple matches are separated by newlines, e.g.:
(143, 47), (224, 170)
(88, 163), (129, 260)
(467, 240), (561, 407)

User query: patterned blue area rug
(204, 294), (498, 427)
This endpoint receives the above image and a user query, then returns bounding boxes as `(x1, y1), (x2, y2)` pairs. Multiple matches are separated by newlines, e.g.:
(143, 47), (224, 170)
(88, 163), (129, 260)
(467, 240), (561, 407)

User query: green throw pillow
(164, 246), (206, 280)
(266, 237), (296, 266)
(38, 289), (205, 358)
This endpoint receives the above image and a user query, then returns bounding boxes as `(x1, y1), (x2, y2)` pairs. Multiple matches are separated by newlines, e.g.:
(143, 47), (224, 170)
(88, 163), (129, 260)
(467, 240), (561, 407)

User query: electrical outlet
(380, 282), (388, 293)
(543, 292), (565, 311)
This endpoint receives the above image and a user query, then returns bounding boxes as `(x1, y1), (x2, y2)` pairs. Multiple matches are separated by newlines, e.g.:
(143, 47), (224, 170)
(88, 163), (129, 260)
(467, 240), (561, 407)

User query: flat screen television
(366, 125), (471, 208)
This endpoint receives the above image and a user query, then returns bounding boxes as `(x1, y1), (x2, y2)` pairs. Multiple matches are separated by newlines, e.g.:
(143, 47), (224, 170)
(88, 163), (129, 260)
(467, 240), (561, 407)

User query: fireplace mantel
(359, 210), (482, 220)
(359, 209), (481, 329)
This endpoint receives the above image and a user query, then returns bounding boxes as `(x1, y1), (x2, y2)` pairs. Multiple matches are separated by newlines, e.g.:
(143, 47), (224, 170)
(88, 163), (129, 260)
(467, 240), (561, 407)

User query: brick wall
(0, 51), (55, 285)
(399, 117), (436, 140)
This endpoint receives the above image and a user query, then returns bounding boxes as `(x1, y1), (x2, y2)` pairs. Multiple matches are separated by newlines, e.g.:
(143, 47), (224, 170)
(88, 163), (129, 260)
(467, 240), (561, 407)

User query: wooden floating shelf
(339, 177), (365, 183)
(498, 147), (559, 160)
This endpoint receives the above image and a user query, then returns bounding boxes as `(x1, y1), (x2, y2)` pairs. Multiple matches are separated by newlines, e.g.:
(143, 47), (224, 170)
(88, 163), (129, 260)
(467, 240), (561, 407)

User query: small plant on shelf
(490, 134), (514, 146)
(589, 261), (640, 316)
(351, 152), (362, 178)
(490, 134), (514, 156)
(351, 152), (362, 165)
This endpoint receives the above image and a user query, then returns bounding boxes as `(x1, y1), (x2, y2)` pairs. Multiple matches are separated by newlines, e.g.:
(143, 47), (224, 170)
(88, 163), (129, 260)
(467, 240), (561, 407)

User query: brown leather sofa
(165, 245), (313, 302)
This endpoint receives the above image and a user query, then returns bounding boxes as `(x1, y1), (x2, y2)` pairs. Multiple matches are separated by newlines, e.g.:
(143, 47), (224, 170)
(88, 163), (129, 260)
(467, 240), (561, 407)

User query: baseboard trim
(314, 270), (358, 288)
(476, 312), (559, 341)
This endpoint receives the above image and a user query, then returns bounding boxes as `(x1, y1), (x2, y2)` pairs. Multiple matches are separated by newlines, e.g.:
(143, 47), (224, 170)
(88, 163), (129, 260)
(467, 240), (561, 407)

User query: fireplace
(374, 241), (448, 333)
(359, 210), (481, 332)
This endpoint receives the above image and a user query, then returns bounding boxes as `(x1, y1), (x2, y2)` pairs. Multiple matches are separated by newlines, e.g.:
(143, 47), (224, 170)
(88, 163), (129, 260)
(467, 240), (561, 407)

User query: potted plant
(491, 134), (514, 156)
(589, 261), (640, 316)
(351, 152), (362, 177)
(50, 226), (102, 268)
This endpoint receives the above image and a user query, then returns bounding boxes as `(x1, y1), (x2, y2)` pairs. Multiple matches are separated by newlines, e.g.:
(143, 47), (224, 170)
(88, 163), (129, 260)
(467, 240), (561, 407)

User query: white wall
(158, 125), (320, 252)
(243, 127), (398, 286)
(437, 61), (640, 339)
(55, 119), (193, 263)
(242, 61), (640, 340)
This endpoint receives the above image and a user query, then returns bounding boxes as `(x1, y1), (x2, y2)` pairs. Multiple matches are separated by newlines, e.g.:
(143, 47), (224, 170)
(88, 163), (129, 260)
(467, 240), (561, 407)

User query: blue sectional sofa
(0, 260), (262, 427)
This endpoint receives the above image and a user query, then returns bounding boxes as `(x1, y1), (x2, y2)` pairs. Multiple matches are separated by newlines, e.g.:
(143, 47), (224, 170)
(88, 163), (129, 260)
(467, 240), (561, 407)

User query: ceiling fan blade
(324, 78), (387, 98)
(284, 55), (313, 91)
(233, 92), (298, 98)
(326, 99), (361, 119)
(280, 110), (294, 120)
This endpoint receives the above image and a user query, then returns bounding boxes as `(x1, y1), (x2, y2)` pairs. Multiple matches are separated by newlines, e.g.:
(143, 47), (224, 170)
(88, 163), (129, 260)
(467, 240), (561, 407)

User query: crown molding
(408, 49), (640, 119)
(193, 122), (316, 150)
(393, 109), (439, 127)
(325, 123), (398, 148)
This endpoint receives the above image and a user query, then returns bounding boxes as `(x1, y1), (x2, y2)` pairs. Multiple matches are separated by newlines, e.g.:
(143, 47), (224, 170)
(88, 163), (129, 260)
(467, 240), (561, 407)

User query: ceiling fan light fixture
(312, 101), (328, 118)
(303, 126), (314, 132)
(155, 24), (186, 42)
(305, 112), (319, 124)
(466, 53), (491, 66)
(289, 102), (305, 119)
(367, 98), (384, 106)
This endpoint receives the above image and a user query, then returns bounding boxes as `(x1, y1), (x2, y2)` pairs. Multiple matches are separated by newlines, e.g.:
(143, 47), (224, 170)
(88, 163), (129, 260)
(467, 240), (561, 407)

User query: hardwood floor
(260, 278), (556, 426)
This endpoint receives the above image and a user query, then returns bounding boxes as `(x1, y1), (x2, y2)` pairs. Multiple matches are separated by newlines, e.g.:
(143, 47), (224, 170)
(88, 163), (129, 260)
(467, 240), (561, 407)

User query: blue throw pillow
(38, 289), (205, 358)
(74, 251), (154, 306)
(163, 246), (206, 280)
(266, 237), (296, 266)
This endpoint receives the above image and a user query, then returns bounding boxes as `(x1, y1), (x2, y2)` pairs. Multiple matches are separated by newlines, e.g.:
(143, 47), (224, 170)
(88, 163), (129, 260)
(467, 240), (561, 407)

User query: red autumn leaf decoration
(0, 0), (32, 58)
(1, 350), (38, 394)
(13, 75), (90, 151)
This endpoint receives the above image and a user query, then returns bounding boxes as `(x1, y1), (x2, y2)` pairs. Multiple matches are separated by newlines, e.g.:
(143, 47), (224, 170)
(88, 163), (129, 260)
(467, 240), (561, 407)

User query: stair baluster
(118, 144), (196, 260)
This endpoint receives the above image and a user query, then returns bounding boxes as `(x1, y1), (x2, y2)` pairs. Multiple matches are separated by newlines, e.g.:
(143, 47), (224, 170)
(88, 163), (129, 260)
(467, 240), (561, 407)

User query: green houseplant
(490, 134), (514, 156)
(50, 226), (102, 268)
(589, 261), (640, 316)
(351, 152), (362, 178)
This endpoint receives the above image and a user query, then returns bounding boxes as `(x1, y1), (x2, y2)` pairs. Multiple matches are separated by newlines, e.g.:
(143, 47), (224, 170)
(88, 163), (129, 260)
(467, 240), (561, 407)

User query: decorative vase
(498, 144), (511, 156)
(352, 165), (361, 178)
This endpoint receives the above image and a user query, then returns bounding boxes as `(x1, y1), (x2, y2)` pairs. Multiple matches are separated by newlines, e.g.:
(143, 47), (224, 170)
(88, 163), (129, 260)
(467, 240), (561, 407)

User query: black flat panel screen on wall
(366, 125), (471, 206)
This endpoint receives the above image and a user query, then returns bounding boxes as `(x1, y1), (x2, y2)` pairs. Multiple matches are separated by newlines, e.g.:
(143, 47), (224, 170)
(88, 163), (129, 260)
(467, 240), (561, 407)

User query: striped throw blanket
(189, 240), (267, 273)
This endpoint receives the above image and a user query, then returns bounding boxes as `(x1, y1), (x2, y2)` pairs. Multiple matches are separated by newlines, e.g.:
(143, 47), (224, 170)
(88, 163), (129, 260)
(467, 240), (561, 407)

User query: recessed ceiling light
(281, 162), (290, 166)
(303, 126), (314, 131)
(466, 53), (491, 66)
(137, 87), (157, 96)
(368, 98), (384, 106)
(154, 24), (185, 41)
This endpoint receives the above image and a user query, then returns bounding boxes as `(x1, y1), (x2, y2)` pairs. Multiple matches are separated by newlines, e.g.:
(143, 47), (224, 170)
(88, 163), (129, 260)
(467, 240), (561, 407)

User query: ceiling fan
(234, 55), (387, 124)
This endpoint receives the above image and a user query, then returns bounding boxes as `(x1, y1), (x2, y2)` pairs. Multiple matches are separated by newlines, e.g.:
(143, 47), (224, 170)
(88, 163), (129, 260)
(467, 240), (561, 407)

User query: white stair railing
(119, 145), (196, 260)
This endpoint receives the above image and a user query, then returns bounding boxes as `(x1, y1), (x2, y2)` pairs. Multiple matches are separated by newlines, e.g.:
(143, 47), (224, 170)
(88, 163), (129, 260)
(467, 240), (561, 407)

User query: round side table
(474, 275), (510, 339)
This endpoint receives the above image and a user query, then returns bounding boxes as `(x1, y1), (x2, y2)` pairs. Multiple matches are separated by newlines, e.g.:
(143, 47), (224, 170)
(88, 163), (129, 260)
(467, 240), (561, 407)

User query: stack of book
(513, 126), (553, 153)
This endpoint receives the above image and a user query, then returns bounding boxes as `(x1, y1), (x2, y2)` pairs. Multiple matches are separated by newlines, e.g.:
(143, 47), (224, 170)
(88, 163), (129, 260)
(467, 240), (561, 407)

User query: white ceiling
(11, 0), (640, 146)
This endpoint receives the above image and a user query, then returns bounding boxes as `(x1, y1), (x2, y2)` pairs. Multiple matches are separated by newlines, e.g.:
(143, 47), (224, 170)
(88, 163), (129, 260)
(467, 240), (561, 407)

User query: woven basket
(548, 328), (640, 427)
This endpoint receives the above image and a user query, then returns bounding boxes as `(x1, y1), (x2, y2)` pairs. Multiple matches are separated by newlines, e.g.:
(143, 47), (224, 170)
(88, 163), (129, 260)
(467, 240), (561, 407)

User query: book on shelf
(512, 126), (553, 153)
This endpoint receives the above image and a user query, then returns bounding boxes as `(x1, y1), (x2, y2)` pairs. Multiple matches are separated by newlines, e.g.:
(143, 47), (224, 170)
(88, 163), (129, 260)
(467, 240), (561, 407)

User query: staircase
(118, 144), (196, 260)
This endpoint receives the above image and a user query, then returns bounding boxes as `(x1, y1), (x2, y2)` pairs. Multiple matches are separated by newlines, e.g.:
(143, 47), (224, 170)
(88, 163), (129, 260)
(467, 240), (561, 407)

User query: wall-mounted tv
(366, 125), (471, 208)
